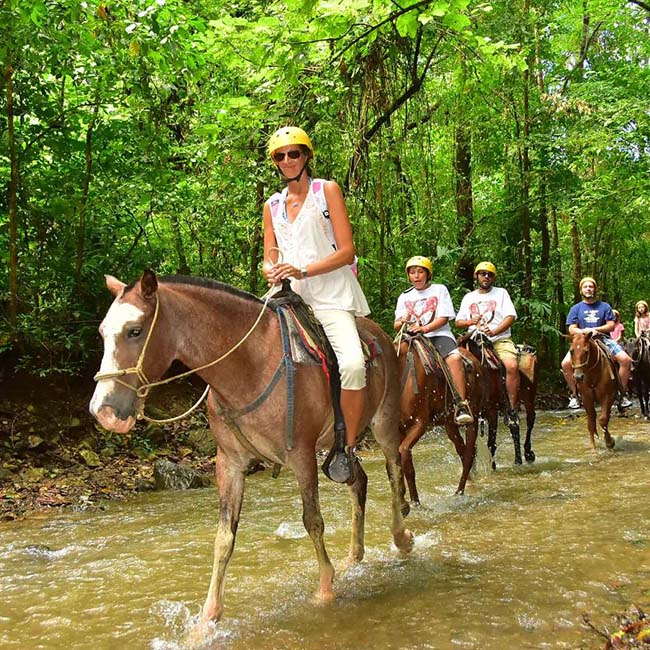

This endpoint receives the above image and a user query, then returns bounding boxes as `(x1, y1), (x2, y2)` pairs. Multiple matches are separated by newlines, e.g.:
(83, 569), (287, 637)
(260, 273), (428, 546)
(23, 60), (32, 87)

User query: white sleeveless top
(268, 183), (370, 316)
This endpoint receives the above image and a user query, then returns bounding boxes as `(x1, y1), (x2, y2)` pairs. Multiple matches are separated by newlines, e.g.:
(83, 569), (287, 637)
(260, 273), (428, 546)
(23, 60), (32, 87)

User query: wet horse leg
(581, 392), (598, 449)
(523, 404), (536, 462)
(486, 409), (498, 471)
(599, 393), (616, 449)
(201, 452), (245, 622)
(347, 461), (368, 562)
(508, 416), (523, 465)
(400, 447), (420, 506)
(381, 451), (414, 553)
(447, 421), (476, 495)
(294, 455), (336, 602)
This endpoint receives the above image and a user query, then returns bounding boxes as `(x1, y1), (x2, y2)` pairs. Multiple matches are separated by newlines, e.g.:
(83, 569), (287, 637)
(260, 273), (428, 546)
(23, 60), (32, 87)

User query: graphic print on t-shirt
(469, 299), (498, 326)
(405, 296), (438, 325)
(581, 309), (604, 327)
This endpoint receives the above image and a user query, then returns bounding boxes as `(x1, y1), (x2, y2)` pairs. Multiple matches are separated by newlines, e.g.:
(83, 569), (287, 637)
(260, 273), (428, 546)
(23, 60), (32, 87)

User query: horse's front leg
(524, 403), (536, 462)
(294, 454), (336, 602)
(448, 421), (477, 495)
(486, 410), (498, 471)
(382, 451), (414, 554)
(580, 390), (598, 449)
(202, 452), (245, 623)
(346, 460), (368, 563)
(400, 445), (420, 506)
(507, 415), (523, 465)
(599, 393), (616, 449)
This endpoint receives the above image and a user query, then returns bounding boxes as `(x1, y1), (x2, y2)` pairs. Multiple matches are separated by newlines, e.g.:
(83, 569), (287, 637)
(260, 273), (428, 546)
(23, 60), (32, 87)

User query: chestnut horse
(89, 271), (413, 624)
(626, 334), (650, 419)
(459, 336), (537, 469)
(395, 334), (485, 500)
(567, 332), (617, 449)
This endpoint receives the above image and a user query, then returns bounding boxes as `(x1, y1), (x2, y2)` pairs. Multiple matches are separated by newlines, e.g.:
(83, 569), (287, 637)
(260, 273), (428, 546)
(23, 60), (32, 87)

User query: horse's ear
(561, 333), (572, 339)
(105, 275), (125, 297)
(140, 269), (158, 300)
(584, 330), (593, 340)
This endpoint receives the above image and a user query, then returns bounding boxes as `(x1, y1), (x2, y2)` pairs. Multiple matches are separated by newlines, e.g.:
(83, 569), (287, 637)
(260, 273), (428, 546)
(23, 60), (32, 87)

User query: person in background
(455, 261), (520, 423)
(561, 277), (632, 409)
(611, 309), (625, 343)
(394, 255), (473, 426)
(634, 300), (650, 337)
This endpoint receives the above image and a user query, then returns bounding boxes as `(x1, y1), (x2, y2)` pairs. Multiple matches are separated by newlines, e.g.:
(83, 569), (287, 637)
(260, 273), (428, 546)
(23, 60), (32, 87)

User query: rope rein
(93, 290), (273, 423)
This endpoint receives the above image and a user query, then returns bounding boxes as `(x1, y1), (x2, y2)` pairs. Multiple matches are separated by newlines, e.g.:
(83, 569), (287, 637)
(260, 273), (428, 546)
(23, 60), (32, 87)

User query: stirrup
(454, 400), (474, 426)
(322, 445), (357, 485)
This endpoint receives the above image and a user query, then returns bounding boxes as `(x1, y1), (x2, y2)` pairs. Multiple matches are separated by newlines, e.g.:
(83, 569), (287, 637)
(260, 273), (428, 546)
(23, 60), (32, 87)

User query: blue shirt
(566, 300), (614, 336)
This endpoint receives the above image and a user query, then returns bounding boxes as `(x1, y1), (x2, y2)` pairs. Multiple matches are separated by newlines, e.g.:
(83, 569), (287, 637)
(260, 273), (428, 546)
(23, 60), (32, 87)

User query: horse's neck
(161, 284), (281, 384)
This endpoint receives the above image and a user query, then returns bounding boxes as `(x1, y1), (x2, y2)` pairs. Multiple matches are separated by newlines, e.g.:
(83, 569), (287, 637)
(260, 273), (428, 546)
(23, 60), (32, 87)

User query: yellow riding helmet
(579, 276), (598, 291)
(636, 300), (648, 312)
(405, 256), (433, 276)
(268, 126), (314, 158)
(474, 261), (497, 276)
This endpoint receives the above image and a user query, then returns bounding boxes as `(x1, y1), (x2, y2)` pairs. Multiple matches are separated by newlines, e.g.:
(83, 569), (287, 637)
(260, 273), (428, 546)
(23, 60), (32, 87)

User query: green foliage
(1, 0), (649, 384)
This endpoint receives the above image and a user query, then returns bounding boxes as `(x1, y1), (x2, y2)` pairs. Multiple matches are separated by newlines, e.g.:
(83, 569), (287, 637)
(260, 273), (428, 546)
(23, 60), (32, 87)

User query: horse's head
(568, 331), (593, 383)
(90, 269), (168, 433)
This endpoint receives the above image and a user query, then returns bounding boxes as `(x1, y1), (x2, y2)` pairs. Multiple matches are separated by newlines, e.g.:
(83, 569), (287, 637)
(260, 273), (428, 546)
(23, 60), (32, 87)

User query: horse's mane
(126, 274), (265, 306)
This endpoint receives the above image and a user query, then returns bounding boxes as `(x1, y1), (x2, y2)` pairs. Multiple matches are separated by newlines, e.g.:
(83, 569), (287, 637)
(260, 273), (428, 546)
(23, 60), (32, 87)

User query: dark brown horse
(395, 335), (485, 500)
(459, 336), (537, 469)
(89, 271), (413, 624)
(567, 332), (617, 449)
(626, 334), (650, 419)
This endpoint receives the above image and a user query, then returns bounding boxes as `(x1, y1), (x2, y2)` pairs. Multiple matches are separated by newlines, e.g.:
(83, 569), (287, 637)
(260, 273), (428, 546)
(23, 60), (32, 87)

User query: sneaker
(568, 396), (580, 409)
(619, 396), (633, 409)
(454, 401), (474, 426)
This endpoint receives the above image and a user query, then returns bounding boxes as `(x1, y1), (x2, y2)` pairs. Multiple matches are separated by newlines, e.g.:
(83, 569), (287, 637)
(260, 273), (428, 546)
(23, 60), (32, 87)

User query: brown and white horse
(89, 270), (413, 624)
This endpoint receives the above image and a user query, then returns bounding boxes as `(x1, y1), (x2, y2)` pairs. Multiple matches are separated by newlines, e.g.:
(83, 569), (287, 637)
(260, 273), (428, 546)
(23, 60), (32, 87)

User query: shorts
(313, 309), (366, 390)
(426, 335), (458, 359)
(603, 337), (624, 356)
(493, 338), (518, 361)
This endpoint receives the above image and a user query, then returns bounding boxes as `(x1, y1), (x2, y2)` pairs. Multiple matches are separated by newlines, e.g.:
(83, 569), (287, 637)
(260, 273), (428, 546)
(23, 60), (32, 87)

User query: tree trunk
(570, 214), (582, 303)
(454, 122), (474, 289)
(6, 50), (19, 331)
(75, 99), (100, 294)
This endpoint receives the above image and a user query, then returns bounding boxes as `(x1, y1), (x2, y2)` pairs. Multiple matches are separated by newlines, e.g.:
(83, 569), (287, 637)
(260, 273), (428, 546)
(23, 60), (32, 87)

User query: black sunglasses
(273, 150), (303, 162)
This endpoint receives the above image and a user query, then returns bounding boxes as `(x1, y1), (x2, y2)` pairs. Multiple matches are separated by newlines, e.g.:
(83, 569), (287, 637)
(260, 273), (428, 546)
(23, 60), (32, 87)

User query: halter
(93, 289), (273, 422)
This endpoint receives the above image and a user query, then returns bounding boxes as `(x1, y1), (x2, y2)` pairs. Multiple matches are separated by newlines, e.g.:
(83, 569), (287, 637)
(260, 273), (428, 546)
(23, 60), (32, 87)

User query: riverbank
(0, 372), (216, 521)
(0, 371), (569, 521)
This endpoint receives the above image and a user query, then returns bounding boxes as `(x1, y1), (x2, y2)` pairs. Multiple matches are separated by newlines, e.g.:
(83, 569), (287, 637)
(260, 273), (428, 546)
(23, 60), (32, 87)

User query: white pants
(313, 309), (366, 390)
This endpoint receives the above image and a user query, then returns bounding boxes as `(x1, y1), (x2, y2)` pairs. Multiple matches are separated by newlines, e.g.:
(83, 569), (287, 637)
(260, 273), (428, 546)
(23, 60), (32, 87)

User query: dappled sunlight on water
(2, 410), (650, 649)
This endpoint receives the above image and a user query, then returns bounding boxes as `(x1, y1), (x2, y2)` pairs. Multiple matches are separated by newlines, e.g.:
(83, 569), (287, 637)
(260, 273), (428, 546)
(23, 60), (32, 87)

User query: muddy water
(2, 410), (650, 650)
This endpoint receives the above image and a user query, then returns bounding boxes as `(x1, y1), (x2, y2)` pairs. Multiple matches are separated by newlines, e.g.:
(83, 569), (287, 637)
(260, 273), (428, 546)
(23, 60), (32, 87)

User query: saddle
(268, 281), (382, 483)
(395, 332), (470, 404)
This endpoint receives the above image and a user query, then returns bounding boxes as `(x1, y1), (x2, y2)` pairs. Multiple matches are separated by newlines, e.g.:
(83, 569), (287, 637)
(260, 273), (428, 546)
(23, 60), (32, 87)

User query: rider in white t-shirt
(456, 261), (520, 420)
(394, 256), (473, 426)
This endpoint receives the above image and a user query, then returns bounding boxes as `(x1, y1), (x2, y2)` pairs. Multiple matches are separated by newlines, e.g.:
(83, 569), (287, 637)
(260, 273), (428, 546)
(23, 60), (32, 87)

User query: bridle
(570, 337), (600, 372)
(93, 290), (273, 422)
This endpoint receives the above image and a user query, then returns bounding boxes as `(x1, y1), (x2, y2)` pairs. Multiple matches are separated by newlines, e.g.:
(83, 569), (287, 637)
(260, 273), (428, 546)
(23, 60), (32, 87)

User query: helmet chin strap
(282, 161), (309, 184)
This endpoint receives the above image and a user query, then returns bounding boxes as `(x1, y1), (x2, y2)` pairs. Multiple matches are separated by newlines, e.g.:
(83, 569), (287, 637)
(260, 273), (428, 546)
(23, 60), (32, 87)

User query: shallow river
(2, 410), (650, 650)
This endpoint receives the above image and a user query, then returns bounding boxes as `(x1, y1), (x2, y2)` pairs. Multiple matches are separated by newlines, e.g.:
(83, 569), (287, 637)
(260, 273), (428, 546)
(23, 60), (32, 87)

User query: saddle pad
(516, 348), (536, 383)
(278, 308), (382, 368)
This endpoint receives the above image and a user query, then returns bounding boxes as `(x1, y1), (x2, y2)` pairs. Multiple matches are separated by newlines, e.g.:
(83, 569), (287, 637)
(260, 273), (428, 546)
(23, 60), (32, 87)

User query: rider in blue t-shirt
(561, 277), (632, 409)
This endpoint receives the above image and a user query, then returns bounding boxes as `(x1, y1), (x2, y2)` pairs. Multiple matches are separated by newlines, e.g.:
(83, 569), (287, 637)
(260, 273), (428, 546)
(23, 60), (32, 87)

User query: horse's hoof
(525, 450), (536, 463)
(606, 439), (616, 450)
(314, 589), (336, 605)
(395, 529), (414, 554)
(514, 456), (523, 465)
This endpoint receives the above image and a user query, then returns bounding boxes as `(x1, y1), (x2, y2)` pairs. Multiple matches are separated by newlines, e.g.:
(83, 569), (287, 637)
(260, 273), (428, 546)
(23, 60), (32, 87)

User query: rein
(93, 290), (273, 423)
